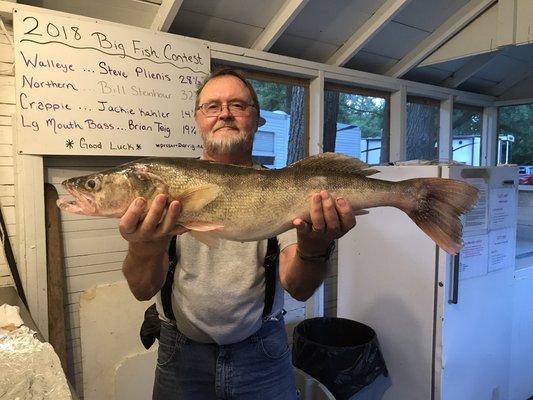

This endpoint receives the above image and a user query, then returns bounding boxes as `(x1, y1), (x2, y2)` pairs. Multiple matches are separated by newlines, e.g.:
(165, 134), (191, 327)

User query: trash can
(294, 367), (336, 400)
(292, 317), (388, 400)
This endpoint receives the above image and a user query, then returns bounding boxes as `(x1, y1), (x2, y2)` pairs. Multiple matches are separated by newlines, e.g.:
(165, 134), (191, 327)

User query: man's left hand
(292, 190), (356, 256)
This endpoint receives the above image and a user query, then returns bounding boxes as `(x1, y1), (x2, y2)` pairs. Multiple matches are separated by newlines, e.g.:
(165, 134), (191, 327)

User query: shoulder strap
(162, 235), (279, 320)
(262, 237), (280, 317)
(161, 236), (177, 320)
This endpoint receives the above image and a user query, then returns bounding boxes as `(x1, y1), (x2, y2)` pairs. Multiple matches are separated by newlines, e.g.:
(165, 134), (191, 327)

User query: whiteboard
(13, 9), (210, 156)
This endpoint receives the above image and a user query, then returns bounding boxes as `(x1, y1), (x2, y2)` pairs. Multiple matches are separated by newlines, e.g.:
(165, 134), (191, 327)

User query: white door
(440, 166), (517, 400)
(338, 165), (441, 400)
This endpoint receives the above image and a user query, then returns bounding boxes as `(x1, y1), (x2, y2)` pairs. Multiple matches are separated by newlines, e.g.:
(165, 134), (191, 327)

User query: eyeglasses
(196, 101), (255, 117)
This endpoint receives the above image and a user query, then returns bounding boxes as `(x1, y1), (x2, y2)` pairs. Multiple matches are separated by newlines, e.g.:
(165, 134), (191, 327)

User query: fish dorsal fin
(288, 152), (378, 176)
(179, 184), (221, 213)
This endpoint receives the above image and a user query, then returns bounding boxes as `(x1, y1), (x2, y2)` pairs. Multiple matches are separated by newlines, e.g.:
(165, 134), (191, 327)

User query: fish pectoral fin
(179, 185), (221, 213)
(182, 221), (224, 231)
(353, 209), (370, 216)
(183, 222), (223, 247)
(189, 231), (220, 248)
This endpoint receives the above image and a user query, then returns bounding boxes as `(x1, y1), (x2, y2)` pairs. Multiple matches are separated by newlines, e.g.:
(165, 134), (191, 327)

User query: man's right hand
(120, 194), (189, 300)
(119, 194), (189, 245)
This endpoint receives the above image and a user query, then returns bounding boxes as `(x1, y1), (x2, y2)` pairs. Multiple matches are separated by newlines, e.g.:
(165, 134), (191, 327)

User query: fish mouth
(56, 181), (97, 215)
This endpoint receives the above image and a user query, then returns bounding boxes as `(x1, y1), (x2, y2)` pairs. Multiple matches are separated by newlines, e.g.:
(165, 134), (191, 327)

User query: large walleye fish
(57, 153), (478, 254)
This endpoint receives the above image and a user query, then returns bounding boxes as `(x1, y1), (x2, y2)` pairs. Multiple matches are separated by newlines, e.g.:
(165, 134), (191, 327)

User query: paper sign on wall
(14, 9), (210, 156)
(462, 178), (488, 233)
(488, 228), (516, 272)
(489, 188), (517, 230)
(459, 234), (488, 280)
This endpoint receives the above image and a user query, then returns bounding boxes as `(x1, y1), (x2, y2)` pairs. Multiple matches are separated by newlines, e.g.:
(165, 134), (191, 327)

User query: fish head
(57, 164), (170, 217)
(57, 169), (144, 217)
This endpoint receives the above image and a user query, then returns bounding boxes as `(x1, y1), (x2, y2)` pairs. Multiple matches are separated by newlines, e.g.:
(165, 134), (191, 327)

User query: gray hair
(195, 68), (260, 119)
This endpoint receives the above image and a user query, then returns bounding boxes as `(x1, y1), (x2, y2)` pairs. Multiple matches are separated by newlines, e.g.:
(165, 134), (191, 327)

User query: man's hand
(120, 194), (189, 301)
(292, 191), (356, 256)
(119, 194), (189, 245)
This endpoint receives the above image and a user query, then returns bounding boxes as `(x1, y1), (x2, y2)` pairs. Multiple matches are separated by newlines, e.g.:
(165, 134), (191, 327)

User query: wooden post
(44, 183), (68, 372)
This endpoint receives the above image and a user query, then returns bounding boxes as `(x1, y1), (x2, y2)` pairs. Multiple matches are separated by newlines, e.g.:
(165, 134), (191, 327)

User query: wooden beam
(327, 0), (412, 66)
(389, 86), (407, 162)
(438, 95), (453, 162)
(308, 70), (324, 156)
(251, 0), (309, 51)
(496, 0), (517, 47)
(481, 106), (497, 166)
(442, 51), (499, 88)
(385, 0), (497, 78)
(150, 0), (183, 32)
(44, 183), (67, 373)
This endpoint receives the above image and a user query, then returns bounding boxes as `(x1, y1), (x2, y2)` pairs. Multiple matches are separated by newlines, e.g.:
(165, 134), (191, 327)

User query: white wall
(45, 157), (130, 395)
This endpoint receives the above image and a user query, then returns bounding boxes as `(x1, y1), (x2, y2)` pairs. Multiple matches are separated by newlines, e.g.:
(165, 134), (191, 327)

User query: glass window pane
(323, 89), (389, 164)
(249, 78), (307, 168)
(406, 98), (439, 161)
(452, 105), (482, 166)
(498, 104), (533, 270)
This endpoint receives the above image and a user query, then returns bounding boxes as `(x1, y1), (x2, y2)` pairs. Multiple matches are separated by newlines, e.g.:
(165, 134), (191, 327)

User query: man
(120, 69), (356, 399)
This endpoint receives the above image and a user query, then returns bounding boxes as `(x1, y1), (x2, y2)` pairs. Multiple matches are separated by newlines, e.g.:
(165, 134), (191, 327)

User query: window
(406, 97), (439, 161)
(498, 105), (533, 167)
(498, 104), (533, 270)
(452, 104), (482, 166)
(246, 72), (308, 168)
(252, 131), (275, 165)
(323, 84), (389, 164)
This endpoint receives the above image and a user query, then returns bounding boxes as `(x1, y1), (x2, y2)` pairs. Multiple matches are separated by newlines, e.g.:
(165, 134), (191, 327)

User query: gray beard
(202, 131), (255, 155)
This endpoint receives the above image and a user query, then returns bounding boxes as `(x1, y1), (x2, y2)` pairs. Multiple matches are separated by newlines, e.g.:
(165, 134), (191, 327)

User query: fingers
(310, 191), (340, 235)
(119, 197), (146, 236)
(157, 200), (182, 235)
(293, 218), (312, 235)
(320, 191), (340, 236)
(309, 193), (326, 233)
(119, 195), (187, 243)
(293, 191), (356, 241)
(335, 197), (356, 233)
(141, 194), (168, 232)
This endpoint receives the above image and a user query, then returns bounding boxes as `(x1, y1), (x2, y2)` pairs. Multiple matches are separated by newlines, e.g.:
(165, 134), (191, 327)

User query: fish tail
(400, 178), (479, 255)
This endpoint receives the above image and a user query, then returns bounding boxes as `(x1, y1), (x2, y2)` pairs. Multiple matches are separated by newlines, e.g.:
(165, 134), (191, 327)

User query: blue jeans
(153, 316), (297, 400)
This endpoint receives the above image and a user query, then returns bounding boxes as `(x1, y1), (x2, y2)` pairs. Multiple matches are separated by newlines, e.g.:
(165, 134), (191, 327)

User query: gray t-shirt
(156, 229), (297, 345)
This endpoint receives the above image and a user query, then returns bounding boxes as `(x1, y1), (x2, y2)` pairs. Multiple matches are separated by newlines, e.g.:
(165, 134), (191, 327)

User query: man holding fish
(57, 67), (477, 399)
(121, 69), (355, 399)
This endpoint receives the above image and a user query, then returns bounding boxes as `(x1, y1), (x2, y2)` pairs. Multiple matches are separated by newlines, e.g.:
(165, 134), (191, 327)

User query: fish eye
(85, 179), (98, 190)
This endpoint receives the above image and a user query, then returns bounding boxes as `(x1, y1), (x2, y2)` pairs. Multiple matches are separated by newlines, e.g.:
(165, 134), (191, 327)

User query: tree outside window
(452, 105), (482, 166)
(248, 78), (307, 168)
(323, 86), (389, 165)
(406, 97), (439, 161)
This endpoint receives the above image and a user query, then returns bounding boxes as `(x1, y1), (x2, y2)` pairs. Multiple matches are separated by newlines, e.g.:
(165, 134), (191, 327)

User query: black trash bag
(140, 303), (161, 350)
(292, 317), (388, 400)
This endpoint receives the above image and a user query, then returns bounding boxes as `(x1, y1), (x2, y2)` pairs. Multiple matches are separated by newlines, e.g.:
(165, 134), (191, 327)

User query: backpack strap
(161, 236), (177, 321)
(262, 237), (280, 317)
